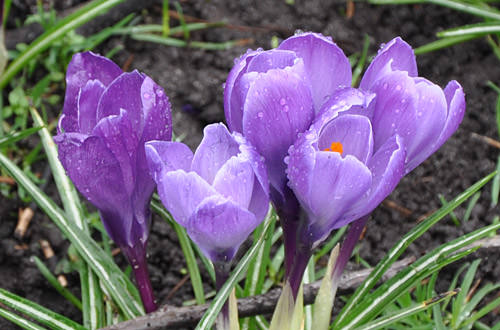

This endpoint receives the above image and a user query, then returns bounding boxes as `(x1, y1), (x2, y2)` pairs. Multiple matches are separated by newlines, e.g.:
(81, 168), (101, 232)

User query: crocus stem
(124, 245), (157, 314)
(287, 246), (312, 300)
(214, 262), (232, 330)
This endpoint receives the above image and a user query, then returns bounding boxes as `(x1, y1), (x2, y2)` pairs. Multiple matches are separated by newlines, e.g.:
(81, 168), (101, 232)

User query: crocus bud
(54, 51), (172, 313)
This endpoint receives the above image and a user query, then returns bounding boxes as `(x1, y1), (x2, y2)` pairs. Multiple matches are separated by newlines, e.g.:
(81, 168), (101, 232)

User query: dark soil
(2, 0), (500, 329)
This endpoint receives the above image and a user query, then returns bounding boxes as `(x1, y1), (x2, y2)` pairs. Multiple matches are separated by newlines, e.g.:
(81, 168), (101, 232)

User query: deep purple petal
(140, 76), (173, 143)
(224, 50), (261, 133)
(242, 62), (315, 195)
(77, 80), (106, 135)
(360, 37), (417, 91)
(213, 156), (255, 209)
(278, 32), (352, 111)
(287, 129), (317, 203)
(342, 134), (406, 222)
(317, 114), (374, 165)
(92, 109), (138, 196)
(96, 71), (145, 131)
(145, 141), (194, 182)
(370, 71), (418, 152)
(155, 170), (217, 227)
(404, 78), (448, 172)
(62, 52), (122, 132)
(187, 195), (259, 262)
(191, 123), (240, 184)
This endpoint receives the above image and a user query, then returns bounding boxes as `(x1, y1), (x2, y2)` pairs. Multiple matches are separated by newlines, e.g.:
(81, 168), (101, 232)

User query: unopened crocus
(54, 52), (172, 313)
(146, 123), (269, 329)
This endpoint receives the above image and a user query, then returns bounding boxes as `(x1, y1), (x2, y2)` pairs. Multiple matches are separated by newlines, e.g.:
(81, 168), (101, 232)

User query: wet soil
(2, 0), (500, 329)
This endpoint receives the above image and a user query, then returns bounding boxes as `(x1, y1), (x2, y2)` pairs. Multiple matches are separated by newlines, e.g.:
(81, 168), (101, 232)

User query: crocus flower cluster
(55, 51), (172, 313)
(224, 33), (465, 297)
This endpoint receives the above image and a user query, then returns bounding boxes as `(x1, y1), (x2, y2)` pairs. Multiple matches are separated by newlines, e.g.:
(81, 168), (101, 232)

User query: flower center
(323, 141), (343, 154)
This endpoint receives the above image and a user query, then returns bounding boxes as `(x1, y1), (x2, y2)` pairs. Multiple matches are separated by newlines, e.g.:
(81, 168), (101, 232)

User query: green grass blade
(414, 35), (479, 55)
(0, 0), (124, 89)
(195, 216), (275, 330)
(352, 34), (371, 87)
(0, 307), (47, 330)
(463, 282), (500, 320)
(0, 288), (85, 330)
(451, 259), (481, 326)
(32, 256), (82, 311)
(131, 33), (246, 50)
(353, 290), (457, 330)
(0, 127), (42, 147)
(0, 152), (143, 319)
(438, 22), (500, 38)
(334, 171), (497, 326)
(463, 192), (481, 222)
(31, 108), (104, 328)
(113, 22), (226, 36)
(462, 296), (500, 326)
(151, 201), (206, 305)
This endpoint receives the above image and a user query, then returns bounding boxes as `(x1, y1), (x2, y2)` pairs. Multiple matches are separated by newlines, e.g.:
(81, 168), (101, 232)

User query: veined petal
(96, 71), (145, 131)
(279, 32), (352, 111)
(156, 170), (217, 227)
(213, 156), (255, 210)
(242, 62), (314, 195)
(140, 76), (173, 142)
(287, 129), (317, 204)
(360, 37), (417, 91)
(145, 141), (194, 182)
(77, 80), (106, 135)
(62, 52), (122, 132)
(247, 49), (298, 73)
(191, 123), (240, 184)
(317, 114), (374, 165)
(224, 49), (261, 133)
(187, 195), (259, 262)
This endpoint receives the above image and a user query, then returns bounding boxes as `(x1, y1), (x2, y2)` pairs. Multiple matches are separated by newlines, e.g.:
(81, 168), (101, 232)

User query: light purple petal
(360, 37), (417, 91)
(287, 128), (317, 204)
(191, 123), (240, 184)
(247, 49), (298, 73)
(317, 114), (374, 165)
(213, 156), (255, 209)
(145, 141), (194, 182)
(404, 78), (448, 172)
(187, 195), (259, 262)
(140, 76), (173, 142)
(242, 63), (314, 195)
(96, 71), (145, 130)
(224, 50), (261, 133)
(92, 109), (138, 196)
(77, 80), (106, 135)
(156, 170), (217, 227)
(278, 32), (352, 111)
(342, 134), (406, 222)
(370, 71), (418, 152)
(62, 52), (122, 132)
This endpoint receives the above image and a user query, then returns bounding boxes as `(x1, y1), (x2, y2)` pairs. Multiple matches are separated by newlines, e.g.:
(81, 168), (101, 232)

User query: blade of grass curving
(451, 258), (481, 326)
(0, 152), (143, 319)
(433, 303), (446, 330)
(31, 107), (104, 328)
(335, 221), (500, 328)
(131, 33), (249, 50)
(463, 192), (481, 222)
(0, 307), (47, 330)
(0, 288), (86, 330)
(314, 226), (346, 262)
(438, 22), (500, 38)
(438, 194), (460, 226)
(353, 290), (458, 330)
(151, 200), (205, 305)
(462, 282), (500, 321)
(173, 1), (189, 40)
(114, 22), (226, 36)
(80, 14), (134, 51)
(0, 0), (124, 89)
(414, 35), (478, 55)
(352, 34), (371, 87)
(0, 127), (42, 147)
(195, 216), (275, 330)
(442, 262), (469, 312)
(334, 171), (496, 326)
(462, 296), (500, 326)
(32, 256), (82, 311)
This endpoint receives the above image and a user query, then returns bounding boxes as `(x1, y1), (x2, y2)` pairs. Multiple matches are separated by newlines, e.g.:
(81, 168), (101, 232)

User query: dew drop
(257, 112), (264, 118)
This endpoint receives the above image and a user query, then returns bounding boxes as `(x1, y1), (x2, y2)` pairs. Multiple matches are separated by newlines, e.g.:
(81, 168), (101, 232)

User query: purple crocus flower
(145, 123), (269, 264)
(54, 51), (172, 313)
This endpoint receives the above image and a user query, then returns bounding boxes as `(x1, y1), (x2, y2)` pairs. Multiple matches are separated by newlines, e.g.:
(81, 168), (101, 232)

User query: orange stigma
(323, 141), (343, 154)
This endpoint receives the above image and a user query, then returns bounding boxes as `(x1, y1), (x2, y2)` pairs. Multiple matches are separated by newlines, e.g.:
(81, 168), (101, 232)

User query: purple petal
(92, 109), (138, 196)
(247, 49), (298, 73)
(360, 37), (417, 91)
(278, 32), (352, 111)
(242, 62), (314, 195)
(77, 80), (106, 135)
(145, 141), (194, 182)
(224, 50), (261, 133)
(370, 71), (418, 152)
(96, 71), (145, 131)
(343, 134), (406, 222)
(287, 129), (317, 203)
(155, 170), (217, 227)
(62, 52), (122, 132)
(213, 156), (255, 209)
(140, 76), (173, 142)
(186, 195), (259, 262)
(317, 114), (374, 165)
(404, 78), (448, 172)
(191, 123), (240, 184)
